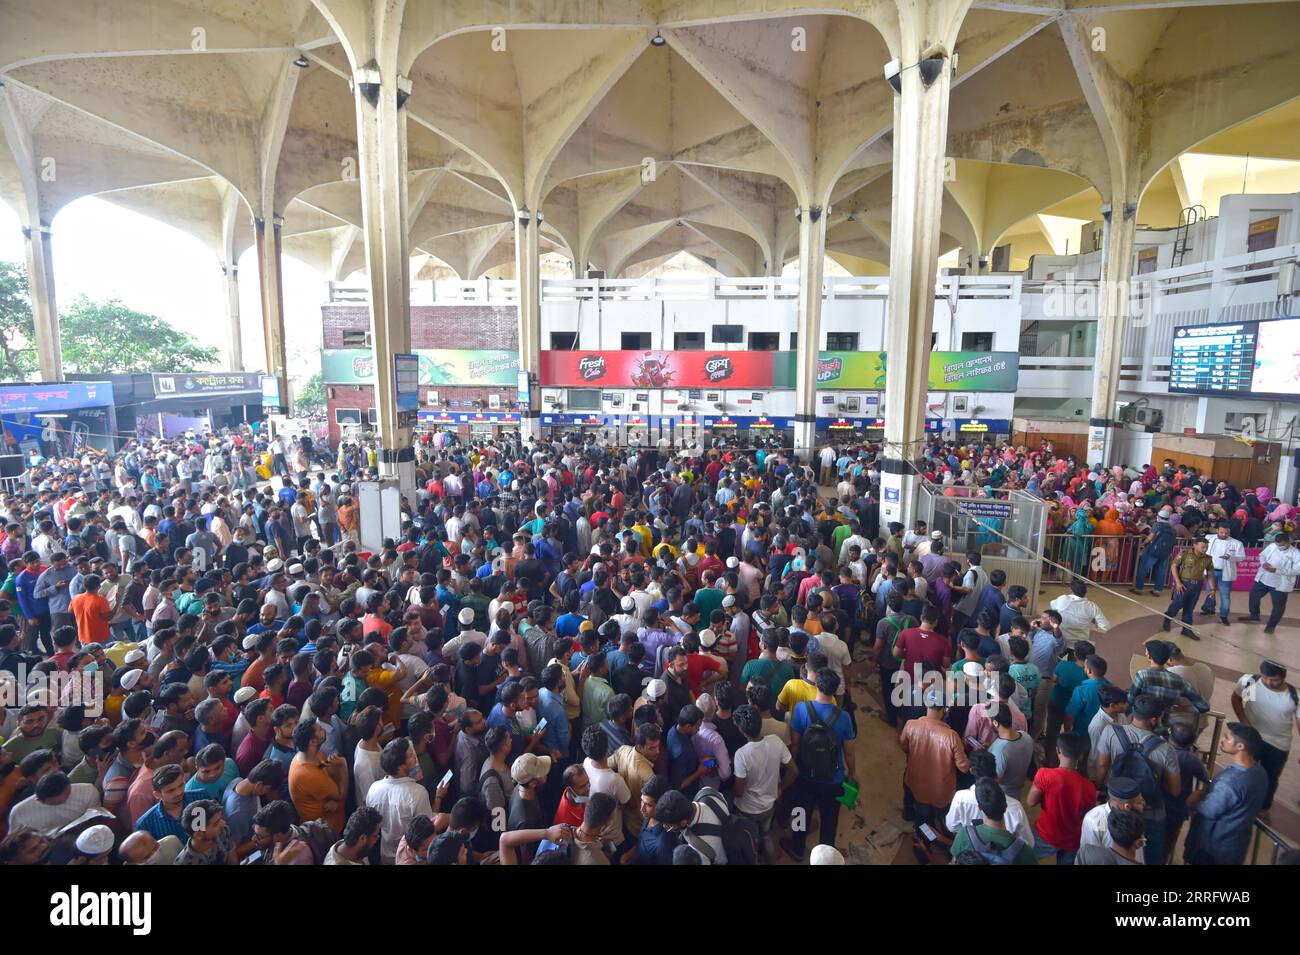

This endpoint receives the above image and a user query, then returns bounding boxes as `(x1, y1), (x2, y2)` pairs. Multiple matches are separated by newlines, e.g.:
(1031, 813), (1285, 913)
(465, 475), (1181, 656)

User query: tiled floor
(818, 579), (1298, 866)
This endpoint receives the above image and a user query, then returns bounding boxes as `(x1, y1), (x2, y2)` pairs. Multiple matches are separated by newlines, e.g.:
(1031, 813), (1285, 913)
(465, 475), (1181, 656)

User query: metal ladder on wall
(1172, 204), (1207, 268)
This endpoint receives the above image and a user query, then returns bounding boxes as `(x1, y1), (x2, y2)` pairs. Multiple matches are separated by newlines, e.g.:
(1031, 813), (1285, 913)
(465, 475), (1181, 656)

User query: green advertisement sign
(321, 349), (520, 386)
(926, 351), (1019, 391)
(776, 350), (1019, 392)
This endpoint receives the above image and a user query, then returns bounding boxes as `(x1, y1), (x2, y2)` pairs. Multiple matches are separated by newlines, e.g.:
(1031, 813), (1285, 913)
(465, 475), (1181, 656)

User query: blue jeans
(1199, 570), (1230, 619)
(1134, 551), (1170, 592)
(1032, 830), (1076, 866)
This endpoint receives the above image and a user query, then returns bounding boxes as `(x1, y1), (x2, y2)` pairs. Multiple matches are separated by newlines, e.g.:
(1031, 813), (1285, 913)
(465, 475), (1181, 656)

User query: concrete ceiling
(2, 0), (1299, 284)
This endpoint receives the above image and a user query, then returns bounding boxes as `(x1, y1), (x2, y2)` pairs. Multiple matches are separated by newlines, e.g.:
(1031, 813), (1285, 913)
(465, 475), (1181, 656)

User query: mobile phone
(919, 823), (938, 843)
(966, 736), (982, 750)
(534, 717), (548, 736)
(702, 757), (717, 769)
(438, 769), (454, 789)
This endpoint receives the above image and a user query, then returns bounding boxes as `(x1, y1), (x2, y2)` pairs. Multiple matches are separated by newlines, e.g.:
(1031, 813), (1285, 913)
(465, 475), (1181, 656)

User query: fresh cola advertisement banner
(539, 350), (777, 389)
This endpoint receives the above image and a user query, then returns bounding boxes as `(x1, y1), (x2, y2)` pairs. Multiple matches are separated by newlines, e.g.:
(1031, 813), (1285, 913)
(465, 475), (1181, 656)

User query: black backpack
(1110, 724), (1166, 811)
(797, 700), (842, 784)
(688, 787), (760, 865)
(964, 823), (1026, 865)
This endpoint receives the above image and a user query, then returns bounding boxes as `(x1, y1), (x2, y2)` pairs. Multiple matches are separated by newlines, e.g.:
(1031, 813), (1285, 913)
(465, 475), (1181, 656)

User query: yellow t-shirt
(367, 668), (402, 726)
(777, 678), (818, 720)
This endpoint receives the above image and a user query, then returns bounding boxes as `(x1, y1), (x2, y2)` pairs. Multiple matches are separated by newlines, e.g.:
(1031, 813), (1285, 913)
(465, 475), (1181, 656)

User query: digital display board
(1168, 323), (1257, 395)
(1250, 319), (1300, 396)
(1168, 317), (1300, 398)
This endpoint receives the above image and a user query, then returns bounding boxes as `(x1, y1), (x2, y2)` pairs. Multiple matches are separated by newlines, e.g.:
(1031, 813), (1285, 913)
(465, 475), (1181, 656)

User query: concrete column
(791, 210), (826, 459)
(223, 263), (243, 371)
(353, 68), (415, 493)
(1086, 204), (1136, 466)
(220, 186), (244, 371)
(879, 54), (954, 529)
(24, 221), (61, 382)
(254, 215), (289, 413)
(516, 215), (541, 443)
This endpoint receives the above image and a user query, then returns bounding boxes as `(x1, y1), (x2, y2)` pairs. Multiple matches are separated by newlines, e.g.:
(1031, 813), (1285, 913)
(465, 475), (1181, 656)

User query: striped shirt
(8, 784), (102, 835)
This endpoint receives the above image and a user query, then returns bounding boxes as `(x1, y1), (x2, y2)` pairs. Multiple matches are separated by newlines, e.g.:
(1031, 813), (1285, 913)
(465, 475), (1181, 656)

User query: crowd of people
(0, 425), (1294, 867)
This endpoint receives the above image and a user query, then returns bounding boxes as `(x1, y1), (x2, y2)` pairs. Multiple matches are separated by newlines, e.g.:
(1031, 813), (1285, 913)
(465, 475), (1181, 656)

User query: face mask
(569, 791), (589, 804)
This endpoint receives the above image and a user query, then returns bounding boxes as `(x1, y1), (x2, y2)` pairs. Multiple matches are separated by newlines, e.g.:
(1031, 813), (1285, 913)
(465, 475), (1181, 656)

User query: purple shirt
(691, 720), (732, 791)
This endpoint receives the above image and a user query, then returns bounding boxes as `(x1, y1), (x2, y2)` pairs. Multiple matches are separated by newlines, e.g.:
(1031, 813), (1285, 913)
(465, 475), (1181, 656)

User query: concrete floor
(801, 578), (1298, 866)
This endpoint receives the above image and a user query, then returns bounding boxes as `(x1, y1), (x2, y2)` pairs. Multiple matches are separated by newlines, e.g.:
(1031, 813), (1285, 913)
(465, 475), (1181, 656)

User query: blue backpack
(1110, 724), (1165, 811)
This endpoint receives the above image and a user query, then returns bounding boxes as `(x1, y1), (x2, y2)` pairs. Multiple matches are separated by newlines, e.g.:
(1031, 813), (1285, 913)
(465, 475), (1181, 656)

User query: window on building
(826, 332), (858, 351)
(674, 332), (705, 350)
(621, 332), (652, 350)
(960, 331), (994, 352)
(550, 331), (578, 350)
(367, 408), (379, 425)
(789, 332), (798, 350)
(931, 332), (939, 350)
(566, 390), (601, 411)
(334, 408), (362, 425)
(1247, 215), (1280, 252)
(748, 332), (780, 351)
(341, 330), (370, 347)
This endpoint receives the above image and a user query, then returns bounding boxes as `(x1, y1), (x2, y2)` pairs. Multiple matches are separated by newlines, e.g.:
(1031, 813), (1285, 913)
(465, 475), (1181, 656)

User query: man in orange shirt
(288, 718), (348, 833)
(70, 574), (116, 645)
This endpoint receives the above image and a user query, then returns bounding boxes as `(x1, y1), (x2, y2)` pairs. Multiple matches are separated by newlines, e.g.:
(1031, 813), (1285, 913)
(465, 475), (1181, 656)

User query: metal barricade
(1249, 818), (1295, 865)
(1043, 533), (1146, 586)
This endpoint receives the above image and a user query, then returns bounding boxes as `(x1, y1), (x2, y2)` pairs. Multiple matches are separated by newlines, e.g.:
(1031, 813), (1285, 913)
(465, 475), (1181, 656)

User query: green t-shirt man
(949, 823), (1038, 865)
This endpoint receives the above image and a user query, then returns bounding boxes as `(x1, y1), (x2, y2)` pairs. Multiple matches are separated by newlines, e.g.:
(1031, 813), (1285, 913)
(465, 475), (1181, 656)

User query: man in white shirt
(945, 749), (1034, 847)
(8, 773), (103, 836)
(1242, 532), (1300, 634)
(1232, 660), (1298, 810)
(1050, 581), (1110, 646)
(1079, 776), (1145, 855)
(732, 704), (794, 862)
(365, 738), (433, 864)
(1200, 521), (1244, 624)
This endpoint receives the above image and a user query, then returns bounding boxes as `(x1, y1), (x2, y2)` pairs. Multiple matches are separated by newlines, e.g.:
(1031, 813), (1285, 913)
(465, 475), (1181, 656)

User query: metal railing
(1042, 533), (1147, 586)
(1249, 817), (1295, 865)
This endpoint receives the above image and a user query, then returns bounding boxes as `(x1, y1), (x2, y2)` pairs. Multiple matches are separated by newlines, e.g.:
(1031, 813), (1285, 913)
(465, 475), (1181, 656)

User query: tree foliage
(0, 263), (221, 379)
(0, 261), (37, 380)
(294, 372), (327, 415)
(59, 297), (220, 374)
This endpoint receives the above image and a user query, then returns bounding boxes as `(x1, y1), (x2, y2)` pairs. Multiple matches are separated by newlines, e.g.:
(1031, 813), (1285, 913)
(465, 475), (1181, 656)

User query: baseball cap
(457, 607), (475, 626)
(510, 753), (553, 786)
(1107, 776), (1141, 800)
(579, 620), (594, 633)
(644, 679), (667, 701)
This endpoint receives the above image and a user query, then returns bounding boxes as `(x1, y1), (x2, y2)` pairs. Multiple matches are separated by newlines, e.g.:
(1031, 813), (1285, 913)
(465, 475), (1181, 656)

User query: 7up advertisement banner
(799, 350), (1019, 392)
(321, 349), (521, 387)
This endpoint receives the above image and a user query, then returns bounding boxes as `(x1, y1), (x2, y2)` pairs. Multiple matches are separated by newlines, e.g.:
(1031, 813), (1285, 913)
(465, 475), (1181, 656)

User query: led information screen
(1169, 317), (1300, 398)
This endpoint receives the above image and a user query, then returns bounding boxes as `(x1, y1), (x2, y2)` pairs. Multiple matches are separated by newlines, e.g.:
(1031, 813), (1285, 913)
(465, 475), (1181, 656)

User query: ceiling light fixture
(294, 54), (310, 68)
(650, 31), (667, 47)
